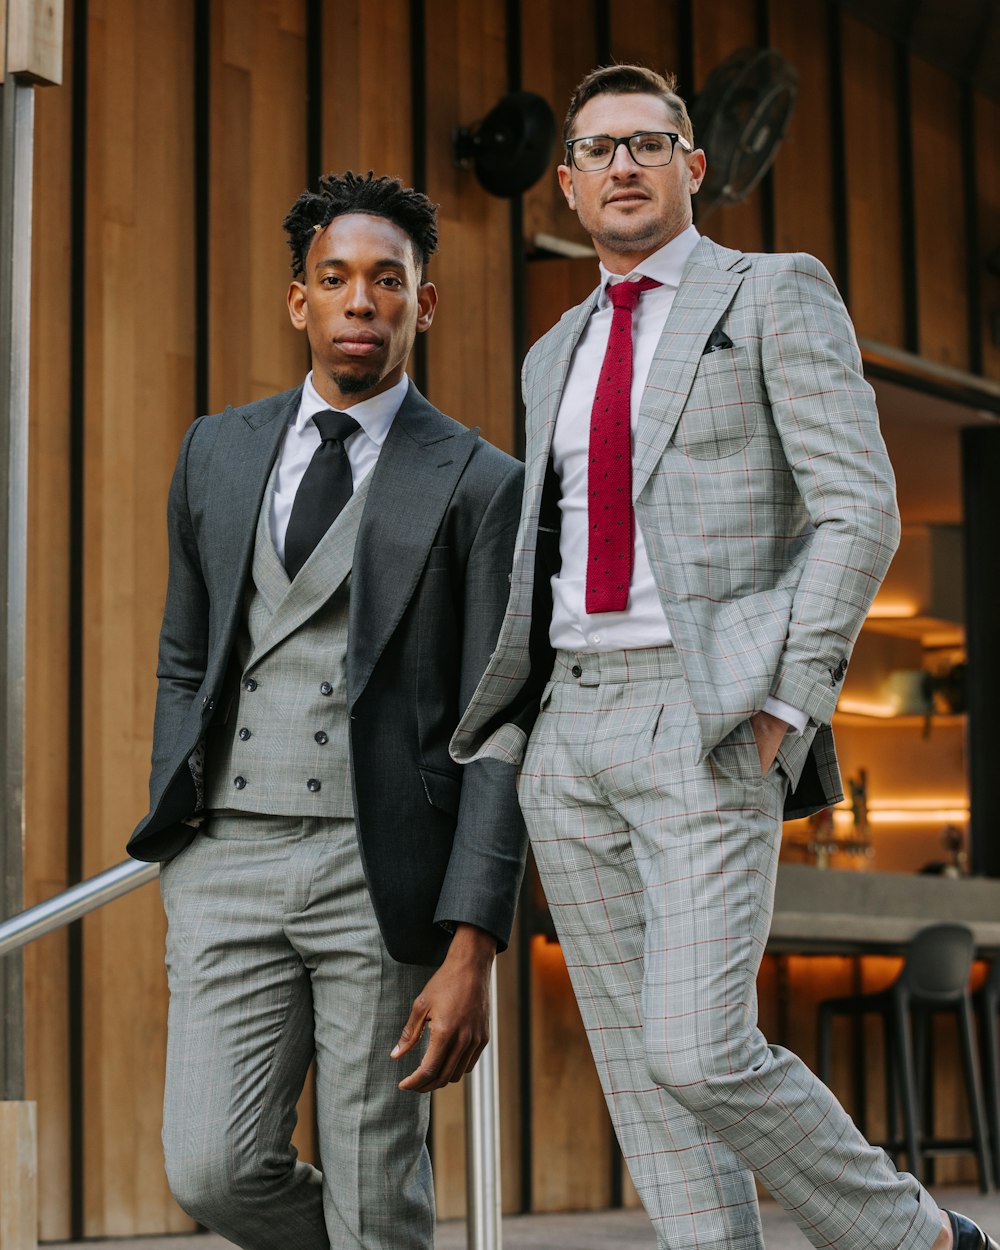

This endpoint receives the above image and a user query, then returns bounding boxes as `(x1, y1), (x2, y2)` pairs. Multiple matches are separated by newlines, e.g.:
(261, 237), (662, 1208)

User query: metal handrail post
(464, 960), (503, 1250)
(0, 859), (159, 959)
(0, 68), (36, 1102)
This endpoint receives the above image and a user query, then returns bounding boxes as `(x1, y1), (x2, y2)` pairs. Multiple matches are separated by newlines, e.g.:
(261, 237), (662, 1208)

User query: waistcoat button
(307, 778), (321, 792)
(233, 775), (247, 790)
(319, 681), (333, 696)
(238, 727), (251, 741)
(314, 731), (328, 745)
(244, 677), (258, 692)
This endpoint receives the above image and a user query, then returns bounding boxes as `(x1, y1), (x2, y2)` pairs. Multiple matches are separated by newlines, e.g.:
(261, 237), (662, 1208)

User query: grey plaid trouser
(518, 648), (942, 1250)
(159, 812), (435, 1250)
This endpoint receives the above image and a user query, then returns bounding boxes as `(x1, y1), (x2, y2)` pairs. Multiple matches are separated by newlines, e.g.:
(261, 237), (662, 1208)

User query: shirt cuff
(763, 696), (809, 734)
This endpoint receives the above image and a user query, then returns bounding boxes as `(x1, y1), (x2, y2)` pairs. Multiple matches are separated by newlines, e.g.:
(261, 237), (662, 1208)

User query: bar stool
(975, 957), (1000, 1188)
(817, 923), (992, 1191)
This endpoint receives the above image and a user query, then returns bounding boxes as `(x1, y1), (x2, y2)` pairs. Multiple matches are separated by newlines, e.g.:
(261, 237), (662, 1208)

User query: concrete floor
(57, 1188), (999, 1249)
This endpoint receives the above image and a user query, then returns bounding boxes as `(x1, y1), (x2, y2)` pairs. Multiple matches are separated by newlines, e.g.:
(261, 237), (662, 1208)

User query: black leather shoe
(947, 1211), (1000, 1250)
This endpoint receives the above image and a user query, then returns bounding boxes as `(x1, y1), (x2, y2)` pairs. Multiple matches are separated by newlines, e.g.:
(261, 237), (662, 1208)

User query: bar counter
(770, 864), (1000, 955)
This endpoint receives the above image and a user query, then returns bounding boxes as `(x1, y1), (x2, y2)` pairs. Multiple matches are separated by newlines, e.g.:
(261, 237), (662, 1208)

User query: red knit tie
(586, 276), (661, 614)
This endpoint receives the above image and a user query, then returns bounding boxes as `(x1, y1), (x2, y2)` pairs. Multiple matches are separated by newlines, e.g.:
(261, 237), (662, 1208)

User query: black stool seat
(817, 922), (992, 1192)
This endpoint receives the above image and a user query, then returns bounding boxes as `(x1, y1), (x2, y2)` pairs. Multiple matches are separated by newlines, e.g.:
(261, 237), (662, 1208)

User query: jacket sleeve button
(314, 731), (328, 745)
(233, 775), (247, 790)
(319, 682), (333, 696)
(238, 727), (251, 741)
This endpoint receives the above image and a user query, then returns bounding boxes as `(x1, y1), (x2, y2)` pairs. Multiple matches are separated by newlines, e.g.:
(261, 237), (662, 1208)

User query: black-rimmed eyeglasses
(565, 131), (693, 173)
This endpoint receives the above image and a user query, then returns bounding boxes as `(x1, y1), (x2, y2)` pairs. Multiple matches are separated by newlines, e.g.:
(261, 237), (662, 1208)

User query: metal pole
(0, 859), (160, 958)
(0, 69), (35, 1104)
(464, 961), (503, 1250)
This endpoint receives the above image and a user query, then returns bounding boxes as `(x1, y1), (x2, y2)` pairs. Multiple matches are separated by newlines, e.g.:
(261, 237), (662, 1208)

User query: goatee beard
(333, 370), (381, 395)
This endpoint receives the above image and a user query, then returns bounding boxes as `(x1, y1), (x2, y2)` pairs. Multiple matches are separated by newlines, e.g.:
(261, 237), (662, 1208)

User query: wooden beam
(5, 0), (65, 86)
(0, 1102), (38, 1250)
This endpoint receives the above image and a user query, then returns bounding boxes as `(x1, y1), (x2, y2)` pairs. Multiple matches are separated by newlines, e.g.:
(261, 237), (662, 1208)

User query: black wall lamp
(453, 90), (557, 197)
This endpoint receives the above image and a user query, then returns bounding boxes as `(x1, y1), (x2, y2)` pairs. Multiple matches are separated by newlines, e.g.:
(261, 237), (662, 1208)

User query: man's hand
(750, 709), (790, 776)
(392, 923), (497, 1093)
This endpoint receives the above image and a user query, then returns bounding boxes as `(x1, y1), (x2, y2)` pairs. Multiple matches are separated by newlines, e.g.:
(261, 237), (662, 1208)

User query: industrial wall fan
(690, 47), (798, 217)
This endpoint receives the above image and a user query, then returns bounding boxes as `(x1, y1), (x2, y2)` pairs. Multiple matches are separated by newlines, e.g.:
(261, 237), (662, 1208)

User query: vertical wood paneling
(420, 0), (515, 1213)
(208, 0), (309, 411)
(768, 0), (837, 273)
(691, 0), (764, 251)
(80, 0), (197, 1234)
(320, 0), (411, 183)
(525, 256), (598, 349)
(842, 15), (905, 346)
(520, 0), (598, 252)
(25, 2), (74, 1238)
(910, 57), (968, 370)
(609, 0), (679, 72)
(976, 91), (1000, 382)
(530, 938), (612, 1211)
(423, 0), (513, 453)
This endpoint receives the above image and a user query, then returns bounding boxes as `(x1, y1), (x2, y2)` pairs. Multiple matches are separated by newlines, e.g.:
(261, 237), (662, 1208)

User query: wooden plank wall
(25, 0), (74, 1239)
(21, 0), (1000, 1238)
(79, 0), (197, 1234)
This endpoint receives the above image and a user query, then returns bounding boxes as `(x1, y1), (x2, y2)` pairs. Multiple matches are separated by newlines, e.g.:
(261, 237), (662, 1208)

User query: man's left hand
(392, 923), (497, 1092)
(750, 709), (790, 776)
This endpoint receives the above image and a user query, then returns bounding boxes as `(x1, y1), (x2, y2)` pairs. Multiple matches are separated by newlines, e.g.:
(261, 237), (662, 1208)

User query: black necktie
(283, 409), (361, 579)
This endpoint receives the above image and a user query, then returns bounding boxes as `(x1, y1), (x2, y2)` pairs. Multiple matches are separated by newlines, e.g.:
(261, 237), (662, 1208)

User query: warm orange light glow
(832, 799), (968, 827)
(867, 599), (919, 619)
(836, 698), (899, 718)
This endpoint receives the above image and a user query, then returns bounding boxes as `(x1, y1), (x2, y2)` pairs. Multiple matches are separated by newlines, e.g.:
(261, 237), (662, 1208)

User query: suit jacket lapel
(347, 382), (478, 707)
(632, 238), (749, 500)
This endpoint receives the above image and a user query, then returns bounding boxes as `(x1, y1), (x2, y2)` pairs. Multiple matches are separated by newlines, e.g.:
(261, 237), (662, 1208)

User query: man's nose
(345, 281), (376, 316)
(609, 141), (638, 175)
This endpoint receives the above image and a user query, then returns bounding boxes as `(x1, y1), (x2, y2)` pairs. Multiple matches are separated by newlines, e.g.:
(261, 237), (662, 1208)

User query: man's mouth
(605, 190), (650, 206)
(336, 331), (383, 357)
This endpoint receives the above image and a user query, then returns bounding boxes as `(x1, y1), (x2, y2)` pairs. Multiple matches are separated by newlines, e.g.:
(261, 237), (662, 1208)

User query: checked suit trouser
(517, 647), (943, 1250)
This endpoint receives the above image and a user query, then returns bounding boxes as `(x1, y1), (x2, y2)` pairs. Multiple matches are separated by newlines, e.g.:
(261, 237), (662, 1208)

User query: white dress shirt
(269, 372), (409, 562)
(548, 225), (805, 732)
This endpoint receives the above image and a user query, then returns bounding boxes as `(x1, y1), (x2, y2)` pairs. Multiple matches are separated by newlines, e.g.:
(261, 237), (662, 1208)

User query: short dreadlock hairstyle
(282, 171), (439, 280)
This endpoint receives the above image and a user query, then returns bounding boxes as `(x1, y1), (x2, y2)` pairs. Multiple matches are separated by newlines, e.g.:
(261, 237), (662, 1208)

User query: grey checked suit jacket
(129, 380), (527, 966)
(451, 237), (901, 820)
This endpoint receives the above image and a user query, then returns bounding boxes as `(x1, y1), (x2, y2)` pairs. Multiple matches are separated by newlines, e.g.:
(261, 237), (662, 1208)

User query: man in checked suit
(128, 172), (526, 1250)
(452, 65), (995, 1250)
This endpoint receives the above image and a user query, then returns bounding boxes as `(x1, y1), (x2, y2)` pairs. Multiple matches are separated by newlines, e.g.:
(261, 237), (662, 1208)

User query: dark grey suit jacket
(128, 380), (527, 966)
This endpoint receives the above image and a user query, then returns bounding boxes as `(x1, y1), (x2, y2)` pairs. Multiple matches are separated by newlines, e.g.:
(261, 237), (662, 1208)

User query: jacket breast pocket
(673, 345), (760, 460)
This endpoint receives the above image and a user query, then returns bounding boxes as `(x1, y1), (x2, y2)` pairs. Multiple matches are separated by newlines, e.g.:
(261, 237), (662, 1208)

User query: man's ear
(415, 281), (438, 334)
(557, 163), (576, 211)
(287, 280), (307, 331)
(687, 148), (707, 196)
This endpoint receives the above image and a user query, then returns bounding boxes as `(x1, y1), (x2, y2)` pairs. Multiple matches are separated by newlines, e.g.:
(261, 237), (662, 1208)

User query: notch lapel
(631, 240), (749, 500)
(347, 384), (478, 707)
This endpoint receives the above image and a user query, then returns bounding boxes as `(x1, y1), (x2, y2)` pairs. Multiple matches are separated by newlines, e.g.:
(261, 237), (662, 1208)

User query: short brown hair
(563, 64), (695, 148)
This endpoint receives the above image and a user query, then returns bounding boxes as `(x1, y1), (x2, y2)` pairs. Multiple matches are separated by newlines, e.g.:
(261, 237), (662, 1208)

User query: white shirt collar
(597, 224), (701, 308)
(295, 372), (410, 447)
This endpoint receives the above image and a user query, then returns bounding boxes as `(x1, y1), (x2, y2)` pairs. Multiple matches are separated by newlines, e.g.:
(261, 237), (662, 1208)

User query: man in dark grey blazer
(128, 172), (526, 1250)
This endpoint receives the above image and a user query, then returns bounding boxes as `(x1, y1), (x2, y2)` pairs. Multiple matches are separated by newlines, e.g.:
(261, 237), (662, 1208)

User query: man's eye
(581, 141), (610, 158)
(380, 275), (402, 288)
(636, 135), (666, 153)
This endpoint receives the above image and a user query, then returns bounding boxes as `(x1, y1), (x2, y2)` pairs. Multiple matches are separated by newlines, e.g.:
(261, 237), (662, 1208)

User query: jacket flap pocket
(419, 765), (461, 815)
